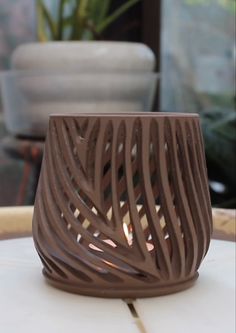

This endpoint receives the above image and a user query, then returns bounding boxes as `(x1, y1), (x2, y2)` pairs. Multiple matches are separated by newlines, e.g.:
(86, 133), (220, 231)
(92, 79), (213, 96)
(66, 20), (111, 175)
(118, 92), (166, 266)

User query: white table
(0, 237), (235, 333)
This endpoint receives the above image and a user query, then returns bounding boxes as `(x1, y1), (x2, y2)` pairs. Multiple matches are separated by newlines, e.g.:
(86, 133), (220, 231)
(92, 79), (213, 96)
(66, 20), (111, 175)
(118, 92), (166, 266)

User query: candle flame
(123, 223), (132, 245)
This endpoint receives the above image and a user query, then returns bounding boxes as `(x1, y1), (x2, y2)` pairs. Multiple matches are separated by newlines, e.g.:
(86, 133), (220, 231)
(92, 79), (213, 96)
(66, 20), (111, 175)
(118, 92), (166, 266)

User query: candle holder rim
(49, 112), (200, 119)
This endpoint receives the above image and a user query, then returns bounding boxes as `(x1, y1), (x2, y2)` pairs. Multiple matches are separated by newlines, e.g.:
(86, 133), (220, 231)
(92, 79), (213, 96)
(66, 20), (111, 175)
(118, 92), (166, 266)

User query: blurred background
(0, 0), (235, 208)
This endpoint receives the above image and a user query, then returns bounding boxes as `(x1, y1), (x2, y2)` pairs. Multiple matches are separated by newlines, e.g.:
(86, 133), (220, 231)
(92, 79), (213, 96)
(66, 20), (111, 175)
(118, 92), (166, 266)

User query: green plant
(37, 0), (140, 41)
(201, 107), (236, 208)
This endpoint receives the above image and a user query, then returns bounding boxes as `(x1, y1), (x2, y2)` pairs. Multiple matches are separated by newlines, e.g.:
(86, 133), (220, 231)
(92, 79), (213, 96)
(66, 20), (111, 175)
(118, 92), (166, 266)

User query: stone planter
(1, 42), (157, 138)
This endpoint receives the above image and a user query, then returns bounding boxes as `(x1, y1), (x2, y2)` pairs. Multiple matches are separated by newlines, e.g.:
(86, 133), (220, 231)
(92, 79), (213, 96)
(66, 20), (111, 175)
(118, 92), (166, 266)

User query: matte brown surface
(32, 113), (213, 298)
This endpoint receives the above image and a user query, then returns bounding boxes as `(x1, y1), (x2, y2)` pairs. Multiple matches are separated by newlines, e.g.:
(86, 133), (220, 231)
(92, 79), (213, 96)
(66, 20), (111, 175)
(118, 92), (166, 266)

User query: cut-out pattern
(33, 113), (212, 298)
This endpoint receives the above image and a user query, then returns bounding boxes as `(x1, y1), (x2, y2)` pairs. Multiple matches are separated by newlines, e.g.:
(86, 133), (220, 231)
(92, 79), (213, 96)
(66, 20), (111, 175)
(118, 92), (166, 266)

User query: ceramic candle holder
(32, 113), (212, 298)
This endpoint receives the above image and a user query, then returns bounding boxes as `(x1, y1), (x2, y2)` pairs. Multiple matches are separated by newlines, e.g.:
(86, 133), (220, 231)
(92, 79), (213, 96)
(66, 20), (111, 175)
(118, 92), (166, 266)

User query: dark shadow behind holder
(32, 113), (212, 298)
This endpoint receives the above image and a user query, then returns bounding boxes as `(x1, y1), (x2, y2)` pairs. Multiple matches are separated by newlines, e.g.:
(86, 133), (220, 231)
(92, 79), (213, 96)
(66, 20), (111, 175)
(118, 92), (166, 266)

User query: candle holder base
(43, 269), (199, 298)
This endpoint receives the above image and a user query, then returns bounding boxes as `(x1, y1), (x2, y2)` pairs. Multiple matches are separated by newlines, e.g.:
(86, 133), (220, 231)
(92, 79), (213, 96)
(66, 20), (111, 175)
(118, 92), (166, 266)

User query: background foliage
(37, 0), (140, 41)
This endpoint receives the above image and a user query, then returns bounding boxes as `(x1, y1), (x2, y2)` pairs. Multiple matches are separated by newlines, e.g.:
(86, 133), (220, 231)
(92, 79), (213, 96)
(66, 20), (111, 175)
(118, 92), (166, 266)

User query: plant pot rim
(11, 41), (156, 72)
(13, 40), (154, 48)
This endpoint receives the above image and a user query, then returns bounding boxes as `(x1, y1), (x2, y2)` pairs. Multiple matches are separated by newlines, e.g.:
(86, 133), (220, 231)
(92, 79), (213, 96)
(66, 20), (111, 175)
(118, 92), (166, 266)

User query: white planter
(2, 42), (157, 138)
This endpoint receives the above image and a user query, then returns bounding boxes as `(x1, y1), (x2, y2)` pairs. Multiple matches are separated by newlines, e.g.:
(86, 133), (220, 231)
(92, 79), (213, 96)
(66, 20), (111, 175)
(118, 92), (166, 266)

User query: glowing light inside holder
(123, 222), (154, 251)
(89, 239), (117, 252)
(146, 242), (154, 251)
(123, 222), (133, 245)
(89, 223), (154, 252)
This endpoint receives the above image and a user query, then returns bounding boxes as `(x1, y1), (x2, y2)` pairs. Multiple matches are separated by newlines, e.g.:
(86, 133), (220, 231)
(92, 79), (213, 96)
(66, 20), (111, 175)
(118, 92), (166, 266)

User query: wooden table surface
(0, 206), (235, 333)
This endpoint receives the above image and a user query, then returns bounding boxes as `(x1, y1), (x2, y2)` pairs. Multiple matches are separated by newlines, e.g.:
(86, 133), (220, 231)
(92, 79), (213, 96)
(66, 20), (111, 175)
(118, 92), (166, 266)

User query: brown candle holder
(32, 113), (212, 298)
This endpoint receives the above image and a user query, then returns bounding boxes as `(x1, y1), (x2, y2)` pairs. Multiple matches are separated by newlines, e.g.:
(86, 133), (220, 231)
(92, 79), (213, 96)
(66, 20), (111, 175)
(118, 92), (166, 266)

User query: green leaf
(37, 0), (57, 40)
(91, 0), (111, 25)
(73, 0), (90, 40)
(37, 1), (48, 41)
(96, 0), (140, 34)
(70, 1), (80, 40)
(57, 0), (68, 40)
(37, 0), (141, 41)
(63, 14), (74, 27)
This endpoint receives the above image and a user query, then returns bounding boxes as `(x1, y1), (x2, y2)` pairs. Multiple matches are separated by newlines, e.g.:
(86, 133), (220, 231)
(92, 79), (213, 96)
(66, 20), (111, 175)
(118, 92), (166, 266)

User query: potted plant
(1, 0), (157, 138)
